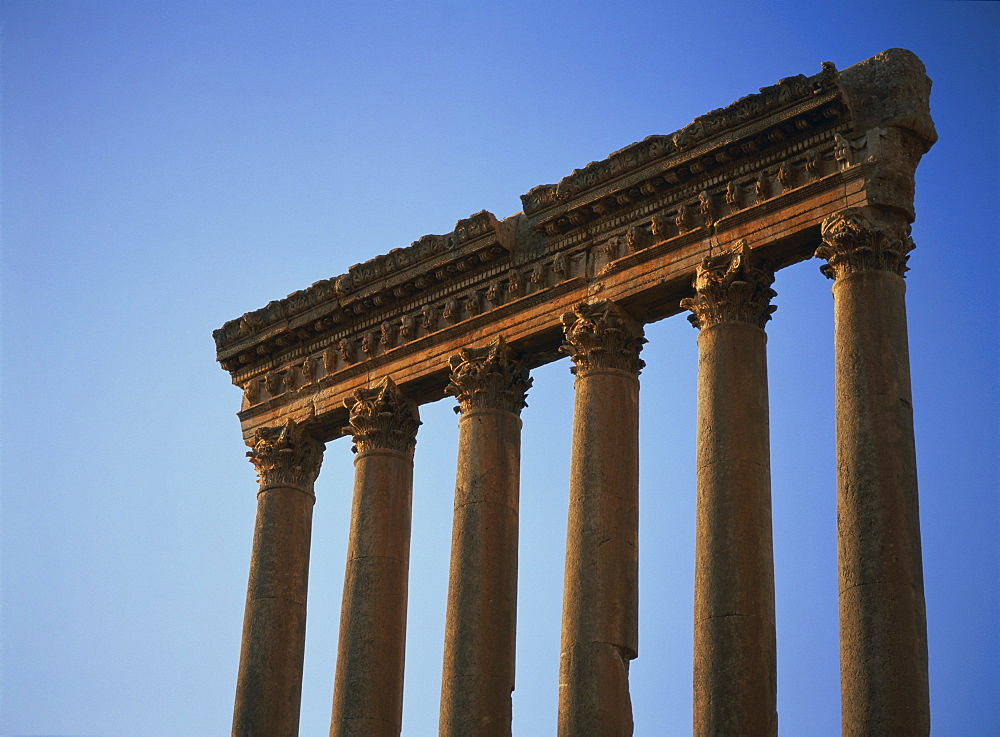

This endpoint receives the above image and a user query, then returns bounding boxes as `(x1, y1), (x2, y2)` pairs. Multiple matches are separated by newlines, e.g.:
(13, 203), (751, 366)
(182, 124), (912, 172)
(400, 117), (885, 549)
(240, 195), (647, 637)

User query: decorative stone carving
(725, 181), (739, 208)
(300, 357), (315, 385)
(246, 419), (324, 492)
(552, 252), (567, 277)
(530, 263), (546, 286)
(676, 202), (692, 232)
(560, 301), (646, 376)
(361, 331), (377, 357)
(508, 269), (524, 297)
(421, 304), (437, 331)
(343, 376), (421, 455)
(265, 371), (282, 396)
(323, 348), (338, 374)
(651, 212), (671, 238)
(445, 336), (532, 415)
(834, 132), (853, 169)
(699, 191), (714, 227)
(339, 337), (357, 364)
(399, 314), (415, 341)
(776, 162), (794, 190)
(805, 148), (820, 179)
(815, 207), (913, 280)
(625, 226), (639, 252)
(681, 240), (777, 330)
(465, 291), (482, 316)
(755, 173), (769, 202)
(380, 320), (396, 348)
(487, 280), (503, 306)
(444, 298), (459, 322)
(245, 377), (263, 405)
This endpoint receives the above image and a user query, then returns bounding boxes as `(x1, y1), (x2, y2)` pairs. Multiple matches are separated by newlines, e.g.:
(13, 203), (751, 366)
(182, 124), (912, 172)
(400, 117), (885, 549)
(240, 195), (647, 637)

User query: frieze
(214, 210), (508, 357)
(232, 128), (853, 398)
(218, 50), (934, 417)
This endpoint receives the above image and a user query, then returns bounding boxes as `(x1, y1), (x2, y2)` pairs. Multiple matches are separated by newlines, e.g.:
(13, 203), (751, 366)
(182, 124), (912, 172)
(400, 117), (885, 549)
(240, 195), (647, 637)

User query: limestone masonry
(217, 49), (935, 736)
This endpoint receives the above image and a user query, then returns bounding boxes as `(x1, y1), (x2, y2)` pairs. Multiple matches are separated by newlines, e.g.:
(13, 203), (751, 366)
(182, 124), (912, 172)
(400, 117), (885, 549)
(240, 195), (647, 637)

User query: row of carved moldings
(241, 254), (579, 407)
(591, 138), (852, 268)
(214, 210), (503, 354)
(521, 62), (840, 215)
(536, 118), (849, 239)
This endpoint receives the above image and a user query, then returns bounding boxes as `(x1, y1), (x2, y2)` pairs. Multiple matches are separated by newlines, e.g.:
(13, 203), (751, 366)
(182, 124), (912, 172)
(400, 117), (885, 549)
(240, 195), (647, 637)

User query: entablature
(215, 49), (935, 445)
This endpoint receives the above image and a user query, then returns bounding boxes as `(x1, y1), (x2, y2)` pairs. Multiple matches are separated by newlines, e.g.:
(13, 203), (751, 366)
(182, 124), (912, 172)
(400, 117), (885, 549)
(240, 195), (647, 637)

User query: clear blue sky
(2, 1), (997, 735)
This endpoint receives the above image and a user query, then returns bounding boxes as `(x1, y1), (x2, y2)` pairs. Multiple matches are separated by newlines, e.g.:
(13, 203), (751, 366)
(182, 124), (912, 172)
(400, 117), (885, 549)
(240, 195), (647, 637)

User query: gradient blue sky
(2, 1), (997, 735)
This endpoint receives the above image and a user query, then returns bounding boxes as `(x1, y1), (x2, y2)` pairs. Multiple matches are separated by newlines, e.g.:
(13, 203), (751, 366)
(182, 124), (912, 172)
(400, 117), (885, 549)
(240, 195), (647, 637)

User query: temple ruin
(215, 48), (936, 736)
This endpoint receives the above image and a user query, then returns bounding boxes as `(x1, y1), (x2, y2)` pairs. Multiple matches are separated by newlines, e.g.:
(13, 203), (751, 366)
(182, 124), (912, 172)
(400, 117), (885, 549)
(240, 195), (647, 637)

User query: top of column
(560, 301), (646, 376)
(681, 241), (777, 330)
(343, 376), (421, 455)
(446, 336), (532, 416)
(816, 207), (914, 280)
(246, 419), (325, 494)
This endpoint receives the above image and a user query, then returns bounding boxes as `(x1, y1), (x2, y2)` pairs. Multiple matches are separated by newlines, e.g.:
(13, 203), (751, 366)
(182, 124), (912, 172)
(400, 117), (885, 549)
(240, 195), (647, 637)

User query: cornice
(216, 49), (935, 426)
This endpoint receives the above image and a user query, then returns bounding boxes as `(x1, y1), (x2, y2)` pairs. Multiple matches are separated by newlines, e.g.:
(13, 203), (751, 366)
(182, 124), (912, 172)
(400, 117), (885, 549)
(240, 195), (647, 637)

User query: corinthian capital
(681, 240), (777, 330)
(560, 301), (646, 376)
(343, 376), (421, 455)
(445, 336), (532, 415)
(246, 419), (324, 493)
(816, 208), (914, 280)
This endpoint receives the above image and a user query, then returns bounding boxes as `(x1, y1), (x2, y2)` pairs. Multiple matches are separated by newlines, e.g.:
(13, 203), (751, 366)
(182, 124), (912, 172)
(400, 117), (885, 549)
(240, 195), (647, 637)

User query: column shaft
(440, 408), (522, 735)
(439, 336), (530, 737)
(331, 377), (420, 737)
(559, 369), (639, 735)
(234, 421), (323, 737)
(693, 322), (777, 736)
(330, 450), (414, 736)
(818, 209), (929, 736)
(682, 241), (778, 736)
(557, 300), (645, 737)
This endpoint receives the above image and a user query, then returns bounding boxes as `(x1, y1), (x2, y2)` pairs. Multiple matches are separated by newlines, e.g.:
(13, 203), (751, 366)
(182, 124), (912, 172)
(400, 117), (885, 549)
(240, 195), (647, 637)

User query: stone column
(557, 301), (646, 737)
(816, 208), (929, 736)
(234, 420), (324, 737)
(681, 240), (778, 736)
(331, 377), (421, 737)
(439, 336), (532, 737)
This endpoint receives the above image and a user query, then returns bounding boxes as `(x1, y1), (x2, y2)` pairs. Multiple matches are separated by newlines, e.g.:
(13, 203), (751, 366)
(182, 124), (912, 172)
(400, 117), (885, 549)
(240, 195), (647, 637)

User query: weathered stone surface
(331, 381), (419, 737)
(440, 339), (529, 736)
(685, 246), (777, 736)
(234, 421), (323, 737)
(218, 50), (936, 737)
(818, 209), (929, 736)
(216, 51), (935, 453)
(558, 301), (643, 737)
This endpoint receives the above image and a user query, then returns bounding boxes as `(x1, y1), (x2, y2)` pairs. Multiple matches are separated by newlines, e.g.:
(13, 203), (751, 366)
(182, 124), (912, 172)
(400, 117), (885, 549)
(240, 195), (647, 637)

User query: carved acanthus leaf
(815, 208), (913, 280)
(246, 419), (324, 492)
(560, 301), (646, 376)
(681, 240), (777, 329)
(343, 377), (420, 455)
(445, 336), (532, 415)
